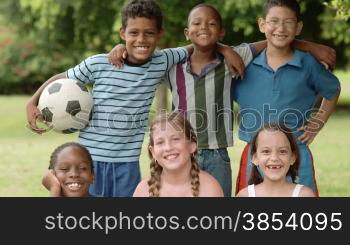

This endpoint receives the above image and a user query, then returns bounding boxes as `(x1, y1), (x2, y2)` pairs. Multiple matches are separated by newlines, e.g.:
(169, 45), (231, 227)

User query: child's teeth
(165, 154), (177, 160)
(68, 183), (81, 190)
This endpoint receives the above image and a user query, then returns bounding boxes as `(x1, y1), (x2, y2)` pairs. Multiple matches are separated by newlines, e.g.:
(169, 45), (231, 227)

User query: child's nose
(200, 22), (209, 29)
(137, 33), (146, 42)
(270, 152), (279, 161)
(68, 169), (79, 178)
(164, 140), (173, 151)
(276, 22), (287, 31)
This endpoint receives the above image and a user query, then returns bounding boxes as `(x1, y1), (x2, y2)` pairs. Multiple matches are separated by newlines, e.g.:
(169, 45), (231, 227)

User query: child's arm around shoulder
(246, 40), (336, 70)
(199, 171), (224, 197)
(133, 179), (150, 197)
(292, 40), (336, 70)
(216, 43), (245, 79)
(299, 186), (316, 197)
(108, 44), (190, 69)
(236, 187), (249, 197)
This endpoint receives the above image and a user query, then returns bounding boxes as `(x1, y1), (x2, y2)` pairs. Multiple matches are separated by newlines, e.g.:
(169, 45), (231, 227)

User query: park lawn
(0, 95), (349, 197)
(336, 70), (350, 104)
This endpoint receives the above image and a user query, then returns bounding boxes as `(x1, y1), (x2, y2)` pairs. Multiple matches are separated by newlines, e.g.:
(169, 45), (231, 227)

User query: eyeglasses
(265, 19), (297, 29)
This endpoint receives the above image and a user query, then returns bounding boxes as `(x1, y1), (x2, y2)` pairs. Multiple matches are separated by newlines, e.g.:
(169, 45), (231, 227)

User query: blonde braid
(190, 154), (200, 197)
(147, 159), (162, 197)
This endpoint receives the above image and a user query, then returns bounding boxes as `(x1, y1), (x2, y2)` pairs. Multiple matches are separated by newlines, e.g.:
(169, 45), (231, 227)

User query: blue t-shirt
(232, 49), (340, 143)
(66, 48), (188, 162)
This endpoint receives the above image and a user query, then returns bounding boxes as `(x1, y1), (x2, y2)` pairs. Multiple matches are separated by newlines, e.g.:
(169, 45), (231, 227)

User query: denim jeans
(89, 161), (141, 197)
(197, 148), (232, 197)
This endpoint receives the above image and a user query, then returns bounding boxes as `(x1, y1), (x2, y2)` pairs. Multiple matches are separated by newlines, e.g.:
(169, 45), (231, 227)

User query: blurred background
(0, 0), (349, 196)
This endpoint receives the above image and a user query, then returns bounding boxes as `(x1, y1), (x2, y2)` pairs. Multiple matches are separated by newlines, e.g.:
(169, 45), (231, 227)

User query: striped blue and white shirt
(66, 48), (188, 162)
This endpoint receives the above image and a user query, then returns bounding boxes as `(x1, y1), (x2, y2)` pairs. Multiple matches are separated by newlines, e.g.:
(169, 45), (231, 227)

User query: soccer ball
(38, 78), (93, 134)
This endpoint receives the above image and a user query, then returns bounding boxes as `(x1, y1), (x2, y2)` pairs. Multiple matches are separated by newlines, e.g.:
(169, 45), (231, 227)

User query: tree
(0, 0), (349, 94)
(326, 0), (350, 20)
(0, 0), (126, 91)
(320, 0), (350, 67)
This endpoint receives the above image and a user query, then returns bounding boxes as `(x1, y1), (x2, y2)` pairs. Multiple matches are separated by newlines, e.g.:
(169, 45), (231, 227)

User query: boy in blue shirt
(26, 0), (190, 197)
(233, 0), (341, 196)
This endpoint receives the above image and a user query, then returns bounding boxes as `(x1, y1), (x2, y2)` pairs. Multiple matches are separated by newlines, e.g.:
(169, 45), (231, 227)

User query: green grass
(0, 95), (349, 196)
(335, 70), (350, 105)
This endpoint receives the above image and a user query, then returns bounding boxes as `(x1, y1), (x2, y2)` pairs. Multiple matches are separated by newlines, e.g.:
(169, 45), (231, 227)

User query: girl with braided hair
(133, 112), (223, 197)
(42, 142), (94, 197)
(236, 123), (315, 197)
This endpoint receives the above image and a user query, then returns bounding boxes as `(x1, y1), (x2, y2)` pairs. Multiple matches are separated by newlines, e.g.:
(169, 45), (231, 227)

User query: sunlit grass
(0, 95), (349, 196)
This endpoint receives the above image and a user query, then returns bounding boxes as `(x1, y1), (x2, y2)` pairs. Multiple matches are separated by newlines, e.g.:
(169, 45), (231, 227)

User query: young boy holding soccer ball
(26, 0), (191, 197)
(27, 0), (241, 197)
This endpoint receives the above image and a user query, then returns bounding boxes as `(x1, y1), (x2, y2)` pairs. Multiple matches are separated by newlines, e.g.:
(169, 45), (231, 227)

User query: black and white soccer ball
(38, 78), (93, 134)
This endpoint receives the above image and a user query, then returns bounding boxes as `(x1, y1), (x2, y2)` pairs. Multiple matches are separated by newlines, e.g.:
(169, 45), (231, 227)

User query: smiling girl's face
(252, 129), (296, 182)
(54, 146), (94, 197)
(149, 121), (196, 173)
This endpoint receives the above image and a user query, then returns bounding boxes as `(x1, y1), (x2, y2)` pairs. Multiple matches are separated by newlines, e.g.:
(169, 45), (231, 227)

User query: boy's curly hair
(147, 111), (200, 197)
(121, 0), (163, 31)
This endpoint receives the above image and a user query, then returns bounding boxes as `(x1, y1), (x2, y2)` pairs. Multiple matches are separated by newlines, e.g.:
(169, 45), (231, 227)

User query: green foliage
(0, 0), (126, 92)
(325, 0), (350, 20)
(319, 0), (350, 67)
(322, 0), (350, 44)
(0, 0), (349, 94)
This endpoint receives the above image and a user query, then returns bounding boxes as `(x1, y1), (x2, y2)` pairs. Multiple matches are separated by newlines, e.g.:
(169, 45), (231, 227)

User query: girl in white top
(133, 112), (224, 197)
(236, 123), (315, 197)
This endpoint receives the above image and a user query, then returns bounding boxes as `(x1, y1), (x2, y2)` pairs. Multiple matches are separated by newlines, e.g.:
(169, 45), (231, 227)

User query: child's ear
(184, 28), (190, 41)
(157, 29), (164, 40)
(149, 145), (155, 158)
(90, 172), (95, 183)
(51, 169), (57, 176)
(251, 154), (259, 166)
(258, 18), (266, 33)
(290, 153), (297, 166)
(219, 29), (226, 41)
(296, 21), (303, 36)
(190, 141), (197, 155)
(120, 27), (126, 41)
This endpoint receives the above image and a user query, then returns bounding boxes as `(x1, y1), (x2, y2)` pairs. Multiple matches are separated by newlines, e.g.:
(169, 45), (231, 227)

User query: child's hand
(311, 44), (336, 70)
(49, 186), (62, 197)
(298, 120), (324, 145)
(218, 45), (245, 79)
(26, 102), (47, 134)
(108, 44), (127, 68)
(42, 170), (61, 197)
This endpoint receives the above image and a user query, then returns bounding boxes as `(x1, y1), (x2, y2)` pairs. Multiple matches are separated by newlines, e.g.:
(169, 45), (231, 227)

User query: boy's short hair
(263, 0), (301, 21)
(188, 4), (223, 28)
(121, 0), (163, 31)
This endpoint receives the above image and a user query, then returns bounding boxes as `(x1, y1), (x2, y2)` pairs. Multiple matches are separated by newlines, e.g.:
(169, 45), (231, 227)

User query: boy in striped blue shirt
(26, 0), (190, 197)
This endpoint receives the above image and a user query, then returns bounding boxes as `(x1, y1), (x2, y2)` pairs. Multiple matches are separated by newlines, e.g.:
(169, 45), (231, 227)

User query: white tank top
(247, 184), (303, 197)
